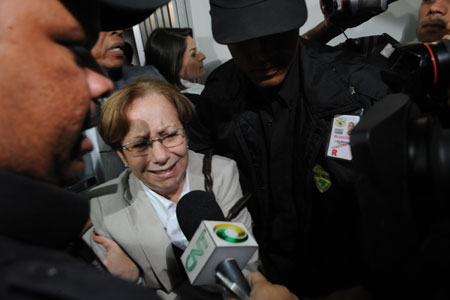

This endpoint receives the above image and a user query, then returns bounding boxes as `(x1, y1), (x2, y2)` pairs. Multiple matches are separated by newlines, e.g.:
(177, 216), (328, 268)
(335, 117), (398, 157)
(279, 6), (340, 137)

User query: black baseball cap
(210, 0), (307, 44)
(62, 0), (170, 32)
(98, 0), (170, 30)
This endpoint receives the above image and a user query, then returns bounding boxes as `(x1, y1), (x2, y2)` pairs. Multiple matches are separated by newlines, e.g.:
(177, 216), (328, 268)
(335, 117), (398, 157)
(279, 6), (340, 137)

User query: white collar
(140, 173), (190, 249)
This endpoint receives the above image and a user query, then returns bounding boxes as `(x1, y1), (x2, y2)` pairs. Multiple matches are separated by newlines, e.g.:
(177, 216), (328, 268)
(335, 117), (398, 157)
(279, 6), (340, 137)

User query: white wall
(184, 0), (421, 82)
(184, 0), (227, 82)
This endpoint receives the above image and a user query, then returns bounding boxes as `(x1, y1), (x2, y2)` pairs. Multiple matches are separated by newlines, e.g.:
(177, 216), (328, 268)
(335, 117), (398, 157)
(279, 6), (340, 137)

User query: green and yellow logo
(335, 117), (346, 127)
(214, 224), (248, 243)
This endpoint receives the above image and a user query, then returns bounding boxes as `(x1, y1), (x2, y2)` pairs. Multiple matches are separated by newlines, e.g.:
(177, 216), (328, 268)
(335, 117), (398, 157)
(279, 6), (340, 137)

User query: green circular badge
(214, 224), (248, 243)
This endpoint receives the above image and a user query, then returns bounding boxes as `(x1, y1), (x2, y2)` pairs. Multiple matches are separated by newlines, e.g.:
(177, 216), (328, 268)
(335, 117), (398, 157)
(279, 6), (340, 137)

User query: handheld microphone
(176, 191), (258, 300)
(177, 190), (226, 240)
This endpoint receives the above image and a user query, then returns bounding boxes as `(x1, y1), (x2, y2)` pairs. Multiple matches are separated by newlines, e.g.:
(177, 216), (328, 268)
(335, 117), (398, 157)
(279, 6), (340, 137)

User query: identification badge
(326, 115), (360, 161)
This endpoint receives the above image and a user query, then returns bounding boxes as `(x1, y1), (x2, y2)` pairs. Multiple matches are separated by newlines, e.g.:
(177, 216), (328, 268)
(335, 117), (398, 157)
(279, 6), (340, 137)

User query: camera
(320, 0), (397, 19)
(388, 40), (450, 97)
(351, 39), (450, 298)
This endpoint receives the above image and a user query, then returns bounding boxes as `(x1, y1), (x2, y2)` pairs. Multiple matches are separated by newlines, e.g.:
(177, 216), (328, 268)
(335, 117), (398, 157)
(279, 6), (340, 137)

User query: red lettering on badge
(331, 149), (337, 156)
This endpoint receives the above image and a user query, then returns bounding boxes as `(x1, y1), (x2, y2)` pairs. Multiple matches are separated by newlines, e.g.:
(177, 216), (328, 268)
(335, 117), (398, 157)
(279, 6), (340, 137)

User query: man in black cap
(0, 0), (168, 298)
(188, 0), (394, 298)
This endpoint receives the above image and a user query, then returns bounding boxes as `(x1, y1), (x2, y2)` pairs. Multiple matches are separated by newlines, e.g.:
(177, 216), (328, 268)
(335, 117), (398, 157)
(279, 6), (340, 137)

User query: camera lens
(354, 0), (388, 13)
(389, 40), (450, 93)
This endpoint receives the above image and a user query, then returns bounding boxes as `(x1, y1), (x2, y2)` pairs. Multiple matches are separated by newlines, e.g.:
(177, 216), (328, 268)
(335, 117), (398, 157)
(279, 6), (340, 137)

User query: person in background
(417, 0), (450, 42)
(83, 79), (257, 299)
(91, 29), (164, 88)
(0, 0), (169, 299)
(91, 30), (127, 72)
(145, 27), (206, 95)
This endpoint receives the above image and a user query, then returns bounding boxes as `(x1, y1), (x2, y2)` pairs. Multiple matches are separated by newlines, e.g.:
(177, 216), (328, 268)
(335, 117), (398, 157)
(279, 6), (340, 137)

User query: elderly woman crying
(83, 79), (257, 300)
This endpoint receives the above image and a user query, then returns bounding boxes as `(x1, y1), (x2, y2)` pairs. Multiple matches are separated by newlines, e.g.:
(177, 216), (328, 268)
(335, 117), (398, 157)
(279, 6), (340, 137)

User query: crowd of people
(1, 0), (449, 300)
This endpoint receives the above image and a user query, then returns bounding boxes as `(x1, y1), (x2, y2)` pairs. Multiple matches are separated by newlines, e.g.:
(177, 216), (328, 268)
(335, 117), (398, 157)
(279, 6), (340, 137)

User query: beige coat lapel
(125, 174), (184, 292)
(187, 150), (205, 191)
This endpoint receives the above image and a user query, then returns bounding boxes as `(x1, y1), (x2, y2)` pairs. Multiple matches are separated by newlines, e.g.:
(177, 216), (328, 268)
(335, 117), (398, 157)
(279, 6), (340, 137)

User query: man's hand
(302, 6), (384, 43)
(247, 272), (299, 300)
(92, 232), (140, 282)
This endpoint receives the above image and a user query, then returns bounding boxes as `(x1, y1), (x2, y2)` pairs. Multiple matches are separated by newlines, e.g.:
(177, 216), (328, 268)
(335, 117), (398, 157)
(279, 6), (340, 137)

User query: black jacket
(188, 38), (394, 297)
(0, 171), (158, 300)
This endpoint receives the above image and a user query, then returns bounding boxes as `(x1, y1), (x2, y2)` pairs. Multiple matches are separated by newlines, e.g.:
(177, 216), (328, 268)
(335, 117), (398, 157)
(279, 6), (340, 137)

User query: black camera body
(351, 39), (450, 298)
(388, 40), (450, 95)
(320, 0), (397, 19)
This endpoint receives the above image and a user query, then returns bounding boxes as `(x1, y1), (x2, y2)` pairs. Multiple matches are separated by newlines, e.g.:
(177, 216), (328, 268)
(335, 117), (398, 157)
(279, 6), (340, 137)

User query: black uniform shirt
(251, 54), (301, 216)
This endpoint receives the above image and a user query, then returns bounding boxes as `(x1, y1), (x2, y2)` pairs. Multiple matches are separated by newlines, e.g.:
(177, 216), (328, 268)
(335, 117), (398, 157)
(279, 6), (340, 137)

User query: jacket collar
(124, 170), (139, 204)
(186, 150), (205, 191)
(245, 53), (300, 110)
(0, 171), (90, 250)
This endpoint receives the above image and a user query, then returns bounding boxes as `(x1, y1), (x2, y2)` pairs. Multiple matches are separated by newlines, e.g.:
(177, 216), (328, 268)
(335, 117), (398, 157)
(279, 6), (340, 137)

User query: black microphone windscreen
(176, 190), (225, 240)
